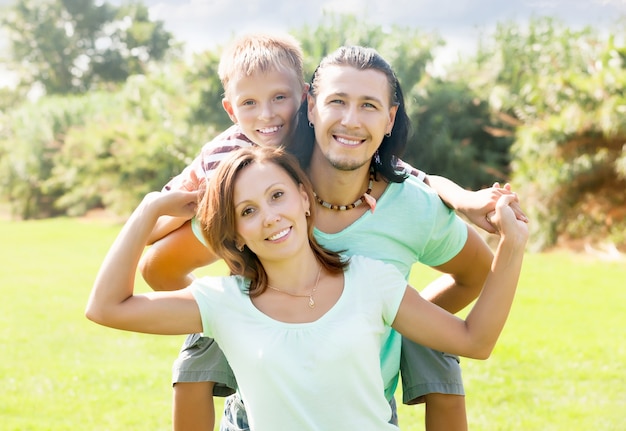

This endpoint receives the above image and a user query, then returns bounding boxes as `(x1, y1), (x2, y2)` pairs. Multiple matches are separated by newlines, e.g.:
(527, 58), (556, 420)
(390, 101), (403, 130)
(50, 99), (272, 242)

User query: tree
(468, 17), (626, 250)
(2, 0), (177, 95)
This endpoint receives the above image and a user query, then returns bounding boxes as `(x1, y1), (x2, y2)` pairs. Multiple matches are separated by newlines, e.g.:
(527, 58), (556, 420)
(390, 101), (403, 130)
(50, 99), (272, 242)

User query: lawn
(1, 218), (624, 430)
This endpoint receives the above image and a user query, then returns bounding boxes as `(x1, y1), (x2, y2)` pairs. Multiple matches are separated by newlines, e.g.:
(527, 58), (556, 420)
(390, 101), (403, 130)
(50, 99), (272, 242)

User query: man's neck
(308, 152), (372, 206)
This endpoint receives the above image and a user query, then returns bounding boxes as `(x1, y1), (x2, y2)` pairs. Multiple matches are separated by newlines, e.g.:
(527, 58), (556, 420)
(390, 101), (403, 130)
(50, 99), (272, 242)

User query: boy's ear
(300, 83), (310, 103)
(222, 98), (238, 124)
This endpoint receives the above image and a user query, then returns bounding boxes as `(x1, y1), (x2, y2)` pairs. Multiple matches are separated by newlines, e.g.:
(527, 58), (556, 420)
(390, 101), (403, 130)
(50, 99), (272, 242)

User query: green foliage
(466, 17), (626, 250)
(47, 64), (208, 217)
(2, 0), (177, 95)
(0, 62), (208, 218)
(405, 78), (514, 189)
(185, 49), (232, 129)
(0, 93), (109, 219)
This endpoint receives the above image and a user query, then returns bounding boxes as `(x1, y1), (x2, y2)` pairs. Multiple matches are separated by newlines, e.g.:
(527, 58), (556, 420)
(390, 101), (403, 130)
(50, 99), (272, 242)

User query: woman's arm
(392, 193), (528, 359)
(85, 190), (205, 335)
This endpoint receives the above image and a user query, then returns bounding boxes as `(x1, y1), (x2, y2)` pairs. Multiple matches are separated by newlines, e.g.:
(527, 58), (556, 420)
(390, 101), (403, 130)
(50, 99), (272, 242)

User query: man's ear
(222, 98), (238, 124)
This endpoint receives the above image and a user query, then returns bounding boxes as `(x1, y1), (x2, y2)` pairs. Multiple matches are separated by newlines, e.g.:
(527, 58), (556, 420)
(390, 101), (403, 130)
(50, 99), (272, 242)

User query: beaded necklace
(313, 172), (376, 211)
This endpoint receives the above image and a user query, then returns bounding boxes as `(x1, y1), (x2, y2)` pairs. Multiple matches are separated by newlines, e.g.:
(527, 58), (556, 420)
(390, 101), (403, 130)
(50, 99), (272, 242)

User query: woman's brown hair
(197, 146), (348, 297)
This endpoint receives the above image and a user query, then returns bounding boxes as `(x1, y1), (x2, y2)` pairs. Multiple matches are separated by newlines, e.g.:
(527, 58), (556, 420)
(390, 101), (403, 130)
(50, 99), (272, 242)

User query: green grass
(2, 218), (625, 430)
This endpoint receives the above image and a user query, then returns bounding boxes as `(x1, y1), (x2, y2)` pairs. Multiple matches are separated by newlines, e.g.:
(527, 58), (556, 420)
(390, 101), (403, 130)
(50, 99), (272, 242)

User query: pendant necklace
(267, 265), (322, 309)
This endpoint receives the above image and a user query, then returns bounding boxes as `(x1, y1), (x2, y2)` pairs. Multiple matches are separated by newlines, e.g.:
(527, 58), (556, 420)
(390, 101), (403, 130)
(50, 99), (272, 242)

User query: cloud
(143, 0), (625, 54)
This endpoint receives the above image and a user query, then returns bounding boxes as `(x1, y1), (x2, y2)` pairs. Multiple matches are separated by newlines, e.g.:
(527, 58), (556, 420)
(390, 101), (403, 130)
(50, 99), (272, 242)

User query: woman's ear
(299, 183), (310, 215)
(234, 235), (246, 252)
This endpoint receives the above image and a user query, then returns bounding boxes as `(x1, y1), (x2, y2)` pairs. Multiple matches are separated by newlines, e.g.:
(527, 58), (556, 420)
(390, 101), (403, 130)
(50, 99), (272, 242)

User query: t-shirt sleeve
(188, 277), (226, 338)
(420, 200), (468, 267)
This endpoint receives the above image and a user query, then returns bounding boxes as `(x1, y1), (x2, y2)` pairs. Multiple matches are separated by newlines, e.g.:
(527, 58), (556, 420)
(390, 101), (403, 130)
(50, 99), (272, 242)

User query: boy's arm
(427, 175), (527, 234)
(397, 159), (527, 234)
(140, 220), (219, 291)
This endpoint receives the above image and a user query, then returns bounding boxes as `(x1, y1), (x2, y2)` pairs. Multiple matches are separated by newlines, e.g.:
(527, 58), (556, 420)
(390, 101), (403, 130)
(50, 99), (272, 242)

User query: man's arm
(139, 220), (219, 291)
(420, 225), (493, 314)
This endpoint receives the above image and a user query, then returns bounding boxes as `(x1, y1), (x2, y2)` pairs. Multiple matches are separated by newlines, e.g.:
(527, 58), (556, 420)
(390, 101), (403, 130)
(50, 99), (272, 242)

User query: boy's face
(222, 68), (306, 148)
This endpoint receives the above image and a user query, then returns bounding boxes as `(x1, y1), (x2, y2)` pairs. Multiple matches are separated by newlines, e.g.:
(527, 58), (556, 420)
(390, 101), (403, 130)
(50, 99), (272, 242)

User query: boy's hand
(461, 183), (528, 234)
(143, 190), (201, 220)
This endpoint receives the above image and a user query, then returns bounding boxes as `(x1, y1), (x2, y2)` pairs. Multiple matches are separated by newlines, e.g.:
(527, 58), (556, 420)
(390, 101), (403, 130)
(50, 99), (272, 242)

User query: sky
(140, 0), (626, 63)
(1, 0), (626, 87)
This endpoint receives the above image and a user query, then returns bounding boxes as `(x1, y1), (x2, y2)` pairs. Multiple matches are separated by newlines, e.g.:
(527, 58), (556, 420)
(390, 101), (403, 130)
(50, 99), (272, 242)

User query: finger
(509, 201), (528, 222)
(479, 217), (498, 234)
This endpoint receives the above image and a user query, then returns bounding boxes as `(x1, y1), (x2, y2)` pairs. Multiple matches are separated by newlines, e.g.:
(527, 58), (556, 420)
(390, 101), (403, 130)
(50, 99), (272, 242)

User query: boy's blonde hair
(218, 32), (305, 95)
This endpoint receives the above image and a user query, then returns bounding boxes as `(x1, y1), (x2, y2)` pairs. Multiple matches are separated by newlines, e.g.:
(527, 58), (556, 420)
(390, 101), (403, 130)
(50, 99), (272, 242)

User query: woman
(86, 145), (528, 430)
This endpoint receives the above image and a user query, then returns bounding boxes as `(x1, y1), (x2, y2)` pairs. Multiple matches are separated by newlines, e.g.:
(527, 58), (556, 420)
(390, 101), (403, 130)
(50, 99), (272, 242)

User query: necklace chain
(267, 265), (322, 309)
(313, 173), (375, 211)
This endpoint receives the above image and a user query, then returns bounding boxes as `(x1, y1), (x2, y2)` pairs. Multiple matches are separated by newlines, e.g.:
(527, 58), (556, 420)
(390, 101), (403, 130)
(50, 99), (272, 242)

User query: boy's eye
(329, 99), (344, 105)
(363, 102), (376, 109)
(275, 95), (287, 101)
(242, 100), (256, 106)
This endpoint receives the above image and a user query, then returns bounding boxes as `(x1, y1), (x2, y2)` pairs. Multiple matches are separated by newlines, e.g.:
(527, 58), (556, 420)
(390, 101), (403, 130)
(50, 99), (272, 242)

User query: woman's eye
(241, 207), (254, 217)
(272, 191), (284, 200)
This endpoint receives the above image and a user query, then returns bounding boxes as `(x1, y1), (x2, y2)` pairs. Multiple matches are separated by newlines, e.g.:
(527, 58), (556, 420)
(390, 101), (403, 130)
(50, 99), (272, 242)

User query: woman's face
(233, 161), (310, 262)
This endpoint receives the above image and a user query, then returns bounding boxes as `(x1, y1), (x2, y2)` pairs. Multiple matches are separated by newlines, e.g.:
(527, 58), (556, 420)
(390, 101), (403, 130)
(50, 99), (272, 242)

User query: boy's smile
(223, 68), (306, 148)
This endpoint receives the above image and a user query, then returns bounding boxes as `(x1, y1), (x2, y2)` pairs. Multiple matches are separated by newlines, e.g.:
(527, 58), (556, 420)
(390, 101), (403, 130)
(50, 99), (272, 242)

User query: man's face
(307, 65), (397, 172)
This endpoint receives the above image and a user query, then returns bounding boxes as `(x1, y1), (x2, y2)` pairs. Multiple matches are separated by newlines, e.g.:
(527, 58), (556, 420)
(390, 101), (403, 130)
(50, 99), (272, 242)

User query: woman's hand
(486, 193), (529, 244)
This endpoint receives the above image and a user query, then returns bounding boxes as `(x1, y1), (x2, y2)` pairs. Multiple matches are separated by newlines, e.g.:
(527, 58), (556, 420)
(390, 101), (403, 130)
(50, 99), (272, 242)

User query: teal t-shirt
(312, 174), (467, 400)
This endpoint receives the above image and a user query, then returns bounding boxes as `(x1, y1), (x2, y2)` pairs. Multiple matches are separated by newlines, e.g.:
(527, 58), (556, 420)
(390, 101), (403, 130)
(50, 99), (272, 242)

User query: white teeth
(267, 228), (289, 241)
(335, 136), (361, 146)
(259, 126), (281, 134)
